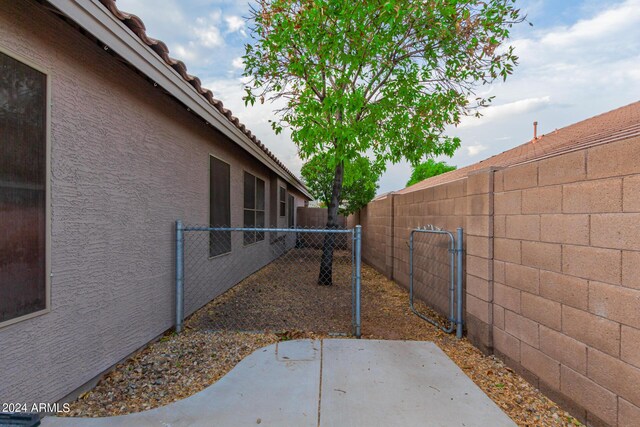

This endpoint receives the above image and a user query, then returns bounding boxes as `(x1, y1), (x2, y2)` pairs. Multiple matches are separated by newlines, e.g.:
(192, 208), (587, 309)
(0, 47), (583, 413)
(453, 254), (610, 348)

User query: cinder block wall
(359, 175), (491, 350)
(392, 180), (468, 323)
(296, 207), (347, 228)
(356, 135), (640, 426)
(491, 136), (640, 426)
(296, 207), (349, 248)
(360, 195), (394, 278)
(463, 170), (495, 354)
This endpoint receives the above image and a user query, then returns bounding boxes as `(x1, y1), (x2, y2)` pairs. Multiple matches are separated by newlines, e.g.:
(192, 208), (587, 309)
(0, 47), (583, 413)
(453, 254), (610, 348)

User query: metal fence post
(409, 230), (414, 308)
(354, 225), (362, 338)
(456, 227), (464, 339)
(175, 220), (184, 333)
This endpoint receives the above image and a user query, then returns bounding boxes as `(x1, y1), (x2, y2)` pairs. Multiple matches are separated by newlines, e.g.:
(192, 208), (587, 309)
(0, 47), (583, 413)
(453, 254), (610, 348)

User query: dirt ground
(63, 253), (582, 426)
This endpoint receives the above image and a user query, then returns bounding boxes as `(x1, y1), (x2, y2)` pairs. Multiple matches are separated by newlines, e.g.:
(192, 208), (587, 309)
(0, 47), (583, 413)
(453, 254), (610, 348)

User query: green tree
(406, 159), (457, 187)
(302, 153), (381, 216)
(244, 0), (521, 284)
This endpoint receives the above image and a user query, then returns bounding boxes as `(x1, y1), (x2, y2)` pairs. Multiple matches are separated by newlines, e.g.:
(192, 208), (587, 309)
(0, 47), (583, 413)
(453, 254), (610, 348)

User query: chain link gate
(175, 221), (362, 338)
(409, 226), (463, 338)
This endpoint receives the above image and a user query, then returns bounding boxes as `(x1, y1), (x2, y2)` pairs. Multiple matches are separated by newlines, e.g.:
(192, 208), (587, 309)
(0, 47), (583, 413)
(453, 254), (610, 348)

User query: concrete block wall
(464, 169), (495, 353)
(392, 181), (467, 320)
(358, 174), (492, 349)
(356, 135), (640, 426)
(296, 207), (346, 228)
(296, 207), (349, 248)
(491, 136), (640, 426)
(360, 195), (394, 278)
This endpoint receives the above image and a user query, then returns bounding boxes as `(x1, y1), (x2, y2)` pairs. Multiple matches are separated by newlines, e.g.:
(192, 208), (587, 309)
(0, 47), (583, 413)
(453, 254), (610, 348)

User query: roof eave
(45, 0), (312, 199)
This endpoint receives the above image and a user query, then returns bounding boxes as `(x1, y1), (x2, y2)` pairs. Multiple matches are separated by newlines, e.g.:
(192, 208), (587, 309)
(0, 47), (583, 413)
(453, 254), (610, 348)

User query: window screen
(209, 156), (231, 257)
(0, 51), (48, 324)
(244, 172), (265, 244)
(279, 186), (286, 217)
(288, 194), (294, 228)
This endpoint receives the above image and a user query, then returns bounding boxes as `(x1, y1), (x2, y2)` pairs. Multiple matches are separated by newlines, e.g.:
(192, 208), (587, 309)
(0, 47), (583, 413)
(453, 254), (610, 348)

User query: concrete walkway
(43, 339), (516, 427)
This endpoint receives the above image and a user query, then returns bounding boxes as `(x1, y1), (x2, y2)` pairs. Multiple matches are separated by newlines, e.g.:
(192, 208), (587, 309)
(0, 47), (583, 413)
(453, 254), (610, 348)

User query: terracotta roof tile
(98, 0), (304, 186)
(397, 101), (640, 194)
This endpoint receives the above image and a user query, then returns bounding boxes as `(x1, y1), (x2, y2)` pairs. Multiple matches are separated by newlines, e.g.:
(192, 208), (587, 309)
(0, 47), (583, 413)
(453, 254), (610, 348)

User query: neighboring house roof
(45, 0), (311, 199)
(396, 101), (640, 194)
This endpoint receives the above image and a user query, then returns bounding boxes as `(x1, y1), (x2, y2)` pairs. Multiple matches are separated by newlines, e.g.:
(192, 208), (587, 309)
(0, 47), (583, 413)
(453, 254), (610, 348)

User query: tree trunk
(318, 160), (344, 285)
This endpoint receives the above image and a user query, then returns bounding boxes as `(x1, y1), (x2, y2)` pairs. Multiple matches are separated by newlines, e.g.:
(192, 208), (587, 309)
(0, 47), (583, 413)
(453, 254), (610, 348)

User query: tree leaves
(301, 153), (382, 215)
(406, 159), (457, 187)
(244, 0), (522, 196)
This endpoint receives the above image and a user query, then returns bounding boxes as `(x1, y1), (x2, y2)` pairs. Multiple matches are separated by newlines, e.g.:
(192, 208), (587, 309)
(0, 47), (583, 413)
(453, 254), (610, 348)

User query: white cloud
(231, 57), (244, 70)
(511, 0), (640, 74)
(225, 15), (246, 35)
(203, 78), (303, 175)
(172, 44), (198, 63)
(192, 12), (224, 48)
(193, 26), (223, 48)
(196, 29), (223, 48)
(539, 0), (640, 48)
(458, 96), (552, 128)
(466, 144), (488, 157)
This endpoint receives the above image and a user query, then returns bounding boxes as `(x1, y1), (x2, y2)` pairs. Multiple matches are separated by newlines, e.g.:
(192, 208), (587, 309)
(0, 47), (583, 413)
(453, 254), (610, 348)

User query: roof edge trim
(45, 0), (312, 199)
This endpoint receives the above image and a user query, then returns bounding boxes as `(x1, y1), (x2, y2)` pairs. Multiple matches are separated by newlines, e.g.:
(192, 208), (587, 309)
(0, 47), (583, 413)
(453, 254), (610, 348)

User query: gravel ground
(359, 267), (582, 427)
(188, 247), (354, 334)
(63, 254), (582, 426)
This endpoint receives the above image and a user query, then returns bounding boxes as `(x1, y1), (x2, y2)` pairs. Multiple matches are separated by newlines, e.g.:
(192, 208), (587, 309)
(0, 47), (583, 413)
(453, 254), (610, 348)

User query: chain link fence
(175, 223), (361, 337)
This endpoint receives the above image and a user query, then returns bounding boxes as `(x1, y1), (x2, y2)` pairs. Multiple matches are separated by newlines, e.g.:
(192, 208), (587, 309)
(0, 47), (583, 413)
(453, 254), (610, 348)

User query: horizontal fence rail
(182, 226), (354, 234)
(175, 222), (361, 338)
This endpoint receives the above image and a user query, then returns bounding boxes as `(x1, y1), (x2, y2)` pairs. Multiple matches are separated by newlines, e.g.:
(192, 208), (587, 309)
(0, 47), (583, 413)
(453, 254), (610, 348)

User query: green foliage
(406, 159), (457, 187)
(301, 153), (381, 215)
(244, 0), (522, 170)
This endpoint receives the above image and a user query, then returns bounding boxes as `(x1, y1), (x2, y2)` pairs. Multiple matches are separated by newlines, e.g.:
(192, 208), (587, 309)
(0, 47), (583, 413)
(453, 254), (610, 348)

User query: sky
(118, 0), (640, 195)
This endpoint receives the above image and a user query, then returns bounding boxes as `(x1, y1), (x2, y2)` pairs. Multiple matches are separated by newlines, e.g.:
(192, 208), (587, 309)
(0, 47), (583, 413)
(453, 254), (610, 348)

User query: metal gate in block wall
(174, 222), (362, 337)
(409, 226), (464, 338)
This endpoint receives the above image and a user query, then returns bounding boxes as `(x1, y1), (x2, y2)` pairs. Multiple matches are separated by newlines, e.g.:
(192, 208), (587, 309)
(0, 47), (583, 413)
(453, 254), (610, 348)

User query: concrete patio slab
(42, 339), (516, 427)
(43, 339), (322, 427)
(320, 339), (516, 426)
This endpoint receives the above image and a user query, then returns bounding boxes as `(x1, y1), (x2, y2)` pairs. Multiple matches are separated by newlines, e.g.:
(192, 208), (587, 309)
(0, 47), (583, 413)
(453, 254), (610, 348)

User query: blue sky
(118, 0), (640, 195)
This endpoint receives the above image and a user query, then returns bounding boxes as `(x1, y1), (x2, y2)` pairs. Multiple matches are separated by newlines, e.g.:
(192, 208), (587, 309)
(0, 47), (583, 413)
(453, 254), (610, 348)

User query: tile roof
(396, 101), (640, 194)
(97, 0), (304, 187)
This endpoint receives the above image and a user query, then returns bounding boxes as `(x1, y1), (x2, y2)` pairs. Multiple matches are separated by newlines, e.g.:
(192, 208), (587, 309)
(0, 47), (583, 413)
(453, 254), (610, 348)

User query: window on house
(209, 156), (231, 257)
(279, 186), (286, 217)
(288, 194), (294, 228)
(0, 51), (48, 325)
(244, 172), (265, 244)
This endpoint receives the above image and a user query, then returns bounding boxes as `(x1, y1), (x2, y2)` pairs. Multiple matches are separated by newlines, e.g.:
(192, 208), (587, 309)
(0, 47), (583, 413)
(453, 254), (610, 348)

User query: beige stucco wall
(0, 0), (304, 404)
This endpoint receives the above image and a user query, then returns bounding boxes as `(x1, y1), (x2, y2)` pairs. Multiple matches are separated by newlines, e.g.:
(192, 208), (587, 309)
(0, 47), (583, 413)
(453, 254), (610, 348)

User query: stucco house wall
(0, 0), (307, 404)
